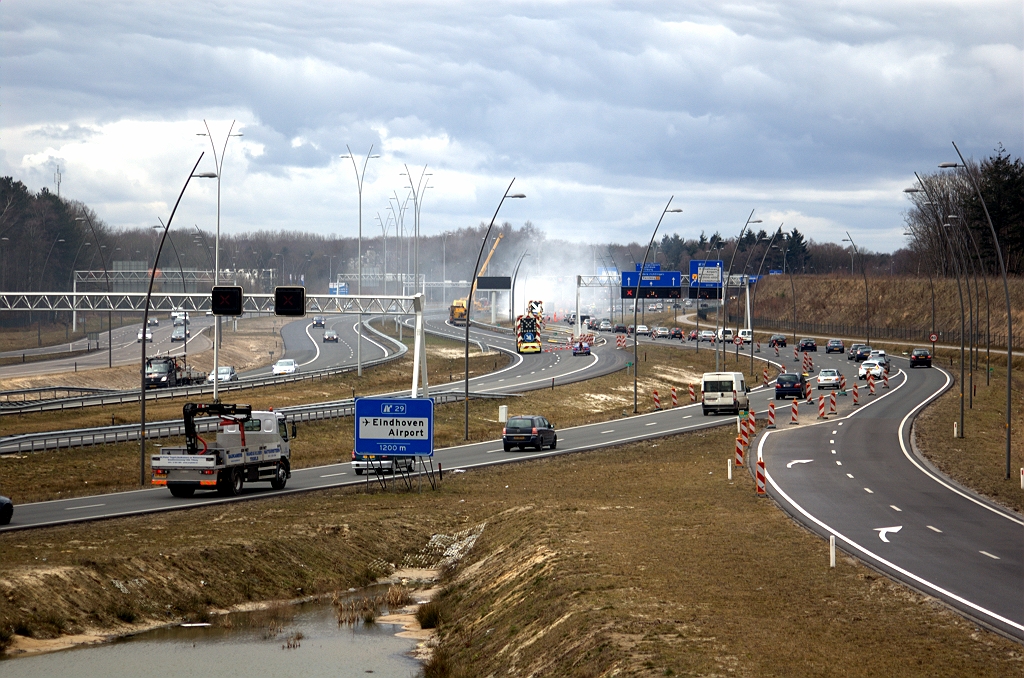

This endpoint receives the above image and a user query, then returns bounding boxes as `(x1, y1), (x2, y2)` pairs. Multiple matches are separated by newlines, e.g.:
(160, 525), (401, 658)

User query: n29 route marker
(355, 397), (434, 457)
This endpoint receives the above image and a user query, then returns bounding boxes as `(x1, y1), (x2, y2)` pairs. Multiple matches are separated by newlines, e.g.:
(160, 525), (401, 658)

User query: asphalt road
(759, 350), (1024, 640)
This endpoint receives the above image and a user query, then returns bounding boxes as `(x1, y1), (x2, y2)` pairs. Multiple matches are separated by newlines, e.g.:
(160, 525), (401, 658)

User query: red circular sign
(733, 336), (744, 345)
(929, 333), (938, 343)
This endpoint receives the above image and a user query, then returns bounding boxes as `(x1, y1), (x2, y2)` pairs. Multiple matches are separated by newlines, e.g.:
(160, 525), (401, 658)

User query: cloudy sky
(2, 1), (1021, 251)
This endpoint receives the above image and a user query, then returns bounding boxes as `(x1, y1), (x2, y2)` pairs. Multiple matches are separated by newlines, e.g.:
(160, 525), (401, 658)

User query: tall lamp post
(634, 198), (683, 412)
(198, 120), (242, 403)
(510, 250), (530, 321)
(402, 165), (431, 297)
(140, 156), (215, 486)
(842, 233), (870, 345)
(75, 214), (113, 367)
(718, 211), (760, 371)
(941, 143), (1014, 477)
(341, 145), (379, 377)
(465, 181), (525, 439)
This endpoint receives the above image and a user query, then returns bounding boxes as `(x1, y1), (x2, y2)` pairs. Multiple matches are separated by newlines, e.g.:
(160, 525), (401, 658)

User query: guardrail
(0, 321), (407, 415)
(0, 385), (120, 404)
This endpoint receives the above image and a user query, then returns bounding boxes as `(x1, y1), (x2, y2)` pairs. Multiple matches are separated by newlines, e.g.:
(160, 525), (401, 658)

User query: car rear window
(913, 349), (929, 355)
(777, 374), (799, 385)
(703, 380), (734, 392)
(507, 417), (533, 428)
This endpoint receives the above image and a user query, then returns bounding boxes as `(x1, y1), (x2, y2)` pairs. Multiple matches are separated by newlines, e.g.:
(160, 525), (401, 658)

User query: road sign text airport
(355, 398), (434, 456)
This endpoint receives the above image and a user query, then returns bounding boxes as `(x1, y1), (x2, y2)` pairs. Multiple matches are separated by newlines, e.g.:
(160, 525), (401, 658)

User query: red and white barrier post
(853, 382), (860, 406)
(739, 417), (749, 451)
(805, 381), (813, 403)
(762, 366), (769, 385)
(747, 409), (756, 438)
(818, 395), (826, 419)
(868, 374), (876, 396)
(671, 387), (678, 408)
(829, 390), (837, 415)
(794, 346), (799, 362)
(790, 399), (799, 425)
(653, 389), (661, 410)
(883, 372), (890, 389)
(775, 345), (780, 357)
(756, 341), (761, 353)
(735, 436), (745, 467)
(689, 384), (696, 403)
(839, 374), (847, 395)
(767, 401), (776, 428)
(756, 459), (767, 496)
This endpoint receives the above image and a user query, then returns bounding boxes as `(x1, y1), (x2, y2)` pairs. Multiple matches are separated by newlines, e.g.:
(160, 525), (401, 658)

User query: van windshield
(703, 380), (734, 393)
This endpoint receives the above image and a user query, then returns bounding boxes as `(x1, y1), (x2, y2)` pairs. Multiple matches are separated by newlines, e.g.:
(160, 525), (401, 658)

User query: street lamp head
(508, 194), (526, 199)
(369, 155), (380, 159)
(748, 218), (762, 224)
(666, 208), (683, 213)
(192, 172), (218, 178)
(903, 187), (922, 193)
(938, 162), (960, 169)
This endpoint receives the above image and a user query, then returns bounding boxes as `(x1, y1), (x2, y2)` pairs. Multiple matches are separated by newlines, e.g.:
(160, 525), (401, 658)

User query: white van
(701, 372), (750, 415)
(716, 328), (735, 343)
(738, 329), (753, 344)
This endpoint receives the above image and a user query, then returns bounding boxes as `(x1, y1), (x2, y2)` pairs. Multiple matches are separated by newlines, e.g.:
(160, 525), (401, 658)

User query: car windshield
(147, 362), (171, 373)
(507, 417), (533, 428)
(218, 367), (233, 375)
(277, 360), (294, 367)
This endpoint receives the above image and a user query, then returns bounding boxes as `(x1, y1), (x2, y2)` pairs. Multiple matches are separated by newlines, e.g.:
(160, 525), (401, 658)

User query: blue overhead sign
(689, 260), (724, 288)
(355, 398), (434, 457)
(634, 263), (662, 272)
(621, 270), (682, 288)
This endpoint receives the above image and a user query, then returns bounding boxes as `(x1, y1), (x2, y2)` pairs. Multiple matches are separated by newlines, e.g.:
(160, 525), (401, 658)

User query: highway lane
(758, 350), (1024, 640)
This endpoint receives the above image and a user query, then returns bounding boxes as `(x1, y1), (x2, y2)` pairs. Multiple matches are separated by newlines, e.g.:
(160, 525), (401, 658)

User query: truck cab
(151, 404), (293, 497)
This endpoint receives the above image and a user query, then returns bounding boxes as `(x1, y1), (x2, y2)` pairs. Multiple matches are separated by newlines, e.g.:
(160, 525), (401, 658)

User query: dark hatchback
(312, 315), (326, 328)
(613, 324), (627, 333)
(852, 345), (872, 362)
(909, 348), (932, 368)
(0, 494), (12, 525)
(848, 343), (866, 360)
(503, 415), (557, 452)
(825, 339), (844, 353)
(769, 334), (787, 347)
(775, 373), (808, 399)
(669, 327), (683, 339)
(798, 338), (817, 352)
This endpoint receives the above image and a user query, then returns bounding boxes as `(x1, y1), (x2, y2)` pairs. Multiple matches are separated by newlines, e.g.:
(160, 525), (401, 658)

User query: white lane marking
(485, 449), (505, 454)
(836, 461), (842, 465)
(683, 415), (692, 419)
(320, 472), (347, 478)
(787, 459), (813, 468)
(299, 323), (323, 366)
(874, 526), (902, 542)
(838, 422), (843, 425)
(980, 551), (1000, 560)
(829, 439), (835, 444)
(600, 430), (615, 434)
(890, 505), (902, 512)
(832, 430), (837, 434)
(831, 449), (836, 454)
(927, 525), (942, 533)
(645, 422), (657, 426)
(846, 473), (854, 478)
(65, 503), (105, 511)
(864, 488), (874, 493)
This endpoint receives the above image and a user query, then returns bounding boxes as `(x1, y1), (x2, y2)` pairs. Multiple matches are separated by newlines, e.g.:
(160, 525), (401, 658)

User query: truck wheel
(355, 468), (364, 476)
(219, 468), (243, 496)
(270, 463), (288, 490)
(169, 485), (196, 498)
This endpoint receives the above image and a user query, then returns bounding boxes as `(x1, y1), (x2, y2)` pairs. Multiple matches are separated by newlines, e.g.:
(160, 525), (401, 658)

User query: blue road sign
(355, 397), (434, 457)
(620, 270), (682, 288)
(689, 260), (724, 288)
(634, 263), (662, 272)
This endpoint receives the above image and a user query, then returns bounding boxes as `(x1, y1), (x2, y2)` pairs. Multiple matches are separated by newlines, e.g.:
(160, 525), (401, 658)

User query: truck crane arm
(469, 232), (504, 300)
(183, 402), (253, 454)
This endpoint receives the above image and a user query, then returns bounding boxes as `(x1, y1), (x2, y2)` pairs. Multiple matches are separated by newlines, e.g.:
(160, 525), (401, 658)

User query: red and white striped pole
(839, 374), (847, 395)
(868, 374), (876, 396)
(762, 366), (769, 385)
(883, 372), (889, 389)
(735, 436), (745, 467)
(853, 382), (860, 406)
(653, 389), (661, 409)
(818, 395), (826, 419)
(756, 459), (767, 496)
(775, 345), (780, 357)
(747, 409), (756, 437)
(767, 401), (776, 428)
(793, 346), (798, 362)
(739, 417), (749, 451)
(805, 380), (813, 403)
(829, 390), (837, 415)
(790, 399), (799, 425)
(671, 387), (678, 408)
(756, 340), (761, 353)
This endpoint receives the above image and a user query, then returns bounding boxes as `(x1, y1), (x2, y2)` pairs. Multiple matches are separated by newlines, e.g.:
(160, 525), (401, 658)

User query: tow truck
(150, 403), (294, 498)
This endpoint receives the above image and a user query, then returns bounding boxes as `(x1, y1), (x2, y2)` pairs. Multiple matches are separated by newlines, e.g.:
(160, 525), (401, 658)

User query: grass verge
(1, 427), (1019, 673)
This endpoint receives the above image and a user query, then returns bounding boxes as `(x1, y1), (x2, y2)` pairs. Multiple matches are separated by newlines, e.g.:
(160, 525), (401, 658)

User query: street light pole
(341, 145), (380, 377)
(76, 214), (114, 368)
(719, 211), (760, 370)
(198, 120), (242, 402)
(511, 250), (530, 322)
(842, 233), (869, 345)
(402, 165), (432, 298)
(634, 198), (683, 413)
(465, 181), (525, 439)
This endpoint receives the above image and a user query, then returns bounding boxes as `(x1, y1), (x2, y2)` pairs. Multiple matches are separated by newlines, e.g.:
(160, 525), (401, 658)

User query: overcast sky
(2, 1), (1021, 252)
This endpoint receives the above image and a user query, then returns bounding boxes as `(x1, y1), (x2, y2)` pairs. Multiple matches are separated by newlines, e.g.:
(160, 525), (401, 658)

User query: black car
(853, 345), (872, 362)
(848, 343), (866, 360)
(775, 373), (808, 399)
(909, 348), (932, 368)
(613, 324), (627, 334)
(323, 329), (339, 343)
(798, 338), (817, 352)
(502, 415), (557, 451)
(769, 334), (787, 348)
(825, 339), (844, 353)
(0, 494), (12, 525)
(312, 315), (326, 328)
(669, 327), (683, 339)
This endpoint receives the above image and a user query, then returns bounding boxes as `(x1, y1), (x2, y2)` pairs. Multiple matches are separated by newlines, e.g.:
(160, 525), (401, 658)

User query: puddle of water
(1, 602), (422, 678)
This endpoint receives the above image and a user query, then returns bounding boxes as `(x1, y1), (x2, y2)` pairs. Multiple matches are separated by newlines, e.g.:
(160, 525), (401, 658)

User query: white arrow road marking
(787, 459), (813, 468)
(874, 526), (902, 543)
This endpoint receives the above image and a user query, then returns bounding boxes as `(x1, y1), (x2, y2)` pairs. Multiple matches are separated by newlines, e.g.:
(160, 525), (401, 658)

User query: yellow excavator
(451, 233), (504, 316)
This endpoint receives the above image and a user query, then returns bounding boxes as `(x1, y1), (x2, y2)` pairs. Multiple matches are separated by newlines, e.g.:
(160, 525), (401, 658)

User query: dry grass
(1, 428), (1019, 674)
(0, 314), (137, 354)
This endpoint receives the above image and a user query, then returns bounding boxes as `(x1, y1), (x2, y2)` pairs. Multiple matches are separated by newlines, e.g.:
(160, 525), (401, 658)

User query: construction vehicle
(150, 403), (294, 498)
(144, 356), (206, 389)
(449, 298), (469, 326)
(515, 300), (544, 354)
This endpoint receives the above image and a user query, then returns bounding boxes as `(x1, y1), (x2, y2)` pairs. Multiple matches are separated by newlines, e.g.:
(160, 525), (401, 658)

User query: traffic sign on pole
(929, 332), (938, 343)
(355, 397), (434, 457)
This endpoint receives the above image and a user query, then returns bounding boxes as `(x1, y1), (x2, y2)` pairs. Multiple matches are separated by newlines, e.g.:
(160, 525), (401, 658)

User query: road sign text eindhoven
(355, 398), (434, 456)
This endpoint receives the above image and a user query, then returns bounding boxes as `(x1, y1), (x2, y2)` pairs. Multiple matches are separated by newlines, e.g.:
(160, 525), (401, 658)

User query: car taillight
(532, 427), (538, 434)
(502, 427), (506, 435)
(351, 450), (356, 460)
(775, 383), (781, 389)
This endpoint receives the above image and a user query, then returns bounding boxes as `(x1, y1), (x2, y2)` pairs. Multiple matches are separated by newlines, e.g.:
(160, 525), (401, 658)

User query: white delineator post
(409, 294), (429, 398)
(829, 535), (836, 568)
